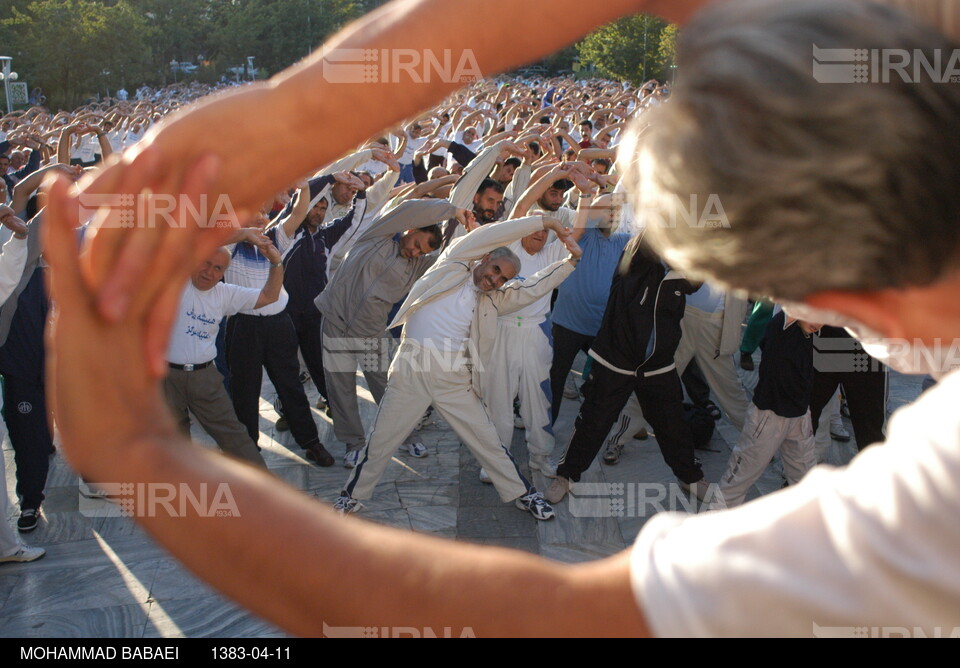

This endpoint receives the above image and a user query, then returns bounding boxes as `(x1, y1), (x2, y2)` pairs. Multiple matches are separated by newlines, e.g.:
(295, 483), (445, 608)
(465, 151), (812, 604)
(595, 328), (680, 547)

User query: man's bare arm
(43, 171), (650, 638)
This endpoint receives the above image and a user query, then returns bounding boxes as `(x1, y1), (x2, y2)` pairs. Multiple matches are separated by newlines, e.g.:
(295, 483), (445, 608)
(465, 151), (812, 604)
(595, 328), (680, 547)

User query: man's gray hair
(488, 246), (521, 274)
(621, 0), (960, 301)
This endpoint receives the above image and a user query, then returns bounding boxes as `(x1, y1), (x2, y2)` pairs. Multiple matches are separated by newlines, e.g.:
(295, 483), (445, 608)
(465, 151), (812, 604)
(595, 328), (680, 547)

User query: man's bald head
(191, 247), (232, 291)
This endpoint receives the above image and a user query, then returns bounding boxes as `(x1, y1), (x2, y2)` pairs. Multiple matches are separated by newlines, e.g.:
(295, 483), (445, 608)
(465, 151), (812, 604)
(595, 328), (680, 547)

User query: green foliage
(0, 0), (363, 110)
(576, 14), (676, 84)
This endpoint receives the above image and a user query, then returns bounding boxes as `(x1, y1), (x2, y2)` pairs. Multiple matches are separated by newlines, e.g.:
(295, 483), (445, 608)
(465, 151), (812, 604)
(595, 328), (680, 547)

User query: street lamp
(0, 57), (19, 114)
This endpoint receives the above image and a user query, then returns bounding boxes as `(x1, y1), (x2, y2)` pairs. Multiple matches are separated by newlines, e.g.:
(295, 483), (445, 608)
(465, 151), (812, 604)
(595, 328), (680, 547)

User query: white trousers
(486, 320), (554, 460)
(0, 443), (21, 556)
(673, 307), (750, 432)
(343, 339), (532, 502)
(713, 404), (816, 509)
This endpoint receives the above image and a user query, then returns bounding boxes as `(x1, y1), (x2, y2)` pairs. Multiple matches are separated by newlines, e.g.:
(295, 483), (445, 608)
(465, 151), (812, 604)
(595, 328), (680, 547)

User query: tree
(576, 14), (669, 84)
(3, 0), (151, 109)
(657, 23), (679, 81)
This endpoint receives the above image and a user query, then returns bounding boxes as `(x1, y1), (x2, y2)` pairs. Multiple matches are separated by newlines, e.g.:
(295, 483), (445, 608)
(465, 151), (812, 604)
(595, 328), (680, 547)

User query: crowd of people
(1, 0), (958, 638)
(0, 30), (898, 562)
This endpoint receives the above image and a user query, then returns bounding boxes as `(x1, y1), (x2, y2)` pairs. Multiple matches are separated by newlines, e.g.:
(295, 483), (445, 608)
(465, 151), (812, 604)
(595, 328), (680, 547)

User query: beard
(475, 205), (498, 223)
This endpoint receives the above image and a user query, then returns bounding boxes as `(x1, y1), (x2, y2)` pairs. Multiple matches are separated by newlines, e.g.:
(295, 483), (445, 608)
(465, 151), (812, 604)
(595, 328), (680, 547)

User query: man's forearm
(112, 431), (649, 637)
(255, 263), (284, 308)
(266, 0), (705, 195)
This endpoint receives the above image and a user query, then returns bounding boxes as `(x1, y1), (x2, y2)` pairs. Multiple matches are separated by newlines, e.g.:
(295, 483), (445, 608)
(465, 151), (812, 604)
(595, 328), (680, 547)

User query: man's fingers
(101, 153), (222, 321)
(143, 279), (187, 379)
(41, 174), (87, 309)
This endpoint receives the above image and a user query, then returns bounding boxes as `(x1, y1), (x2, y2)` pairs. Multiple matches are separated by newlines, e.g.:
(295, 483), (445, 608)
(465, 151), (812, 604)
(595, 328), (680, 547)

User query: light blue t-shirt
(551, 227), (631, 336)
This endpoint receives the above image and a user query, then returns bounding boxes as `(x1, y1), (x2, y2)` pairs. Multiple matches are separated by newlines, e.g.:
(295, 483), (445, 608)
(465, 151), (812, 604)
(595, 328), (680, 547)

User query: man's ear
(804, 290), (907, 339)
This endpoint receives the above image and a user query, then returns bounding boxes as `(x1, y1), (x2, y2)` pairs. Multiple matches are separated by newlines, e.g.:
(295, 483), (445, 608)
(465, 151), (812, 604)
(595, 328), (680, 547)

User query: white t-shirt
(403, 280), (479, 353)
(630, 367), (960, 637)
(167, 282), (259, 365)
(498, 239), (567, 324)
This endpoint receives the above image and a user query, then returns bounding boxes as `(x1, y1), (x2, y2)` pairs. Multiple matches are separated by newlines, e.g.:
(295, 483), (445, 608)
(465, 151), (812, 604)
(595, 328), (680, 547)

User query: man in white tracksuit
(334, 214), (581, 520)
(487, 227), (570, 475)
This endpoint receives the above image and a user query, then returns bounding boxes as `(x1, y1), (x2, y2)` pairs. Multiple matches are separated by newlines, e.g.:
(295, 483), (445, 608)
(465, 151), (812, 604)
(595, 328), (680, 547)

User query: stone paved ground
(0, 355), (923, 637)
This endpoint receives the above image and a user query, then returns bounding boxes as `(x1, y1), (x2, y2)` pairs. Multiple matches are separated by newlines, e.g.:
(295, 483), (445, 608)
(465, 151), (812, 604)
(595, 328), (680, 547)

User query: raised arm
(253, 240), (285, 310)
(509, 164), (571, 219)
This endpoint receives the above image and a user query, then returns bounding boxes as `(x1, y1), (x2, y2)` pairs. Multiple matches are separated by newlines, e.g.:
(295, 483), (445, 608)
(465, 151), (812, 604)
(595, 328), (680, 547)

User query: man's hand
(42, 154), (225, 474)
(569, 170), (596, 195)
(1, 213), (29, 239)
(560, 234), (583, 261)
(455, 208), (478, 232)
(257, 238), (283, 266)
(332, 171), (365, 190)
(542, 216), (569, 238)
(371, 147), (400, 171)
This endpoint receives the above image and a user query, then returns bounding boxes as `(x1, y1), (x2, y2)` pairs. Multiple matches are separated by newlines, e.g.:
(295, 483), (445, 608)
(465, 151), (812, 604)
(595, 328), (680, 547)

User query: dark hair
(552, 179), (574, 192)
(504, 157), (522, 169)
(420, 224), (443, 250)
(539, 115), (551, 124)
(476, 177), (505, 197)
(580, 119), (593, 130)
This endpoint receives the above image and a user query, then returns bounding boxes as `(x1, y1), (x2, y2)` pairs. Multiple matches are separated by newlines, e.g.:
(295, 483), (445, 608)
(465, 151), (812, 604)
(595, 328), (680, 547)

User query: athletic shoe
(602, 442), (624, 465)
(703, 401), (722, 421)
(304, 442), (335, 467)
(17, 508), (40, 533)
(276, 416), (290, 432)
(333, 495), (362, 515)
(405, 442), (428, 458)
(544, 477), (571, 504)
(562, 378), (580, 400)
(78, 481), (109, 499)
(515, 491), (555, 521)
(414, 407), (434, 431)
(830, 423), (852, 442)
(528, 454), (557, 477)
(633, 427), (650, 440)
(514, 414), (525, 429)
(316, 396), (328, 411)
(478, 467), (492, 484)
(0, 544), (45, 564)
(299, 371), (310, 384)
(739, 352), (755, 371)
(678, 478), (711, 502)
(344, 449), (362, 469)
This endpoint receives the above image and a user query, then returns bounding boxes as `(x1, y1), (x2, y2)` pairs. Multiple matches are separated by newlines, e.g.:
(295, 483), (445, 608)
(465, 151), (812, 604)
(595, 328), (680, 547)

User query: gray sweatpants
(711, 404), (815, 509)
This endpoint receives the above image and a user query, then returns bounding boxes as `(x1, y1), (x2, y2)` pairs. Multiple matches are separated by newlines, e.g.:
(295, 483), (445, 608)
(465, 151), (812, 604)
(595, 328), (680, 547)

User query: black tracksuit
(556, 238), (704, 483)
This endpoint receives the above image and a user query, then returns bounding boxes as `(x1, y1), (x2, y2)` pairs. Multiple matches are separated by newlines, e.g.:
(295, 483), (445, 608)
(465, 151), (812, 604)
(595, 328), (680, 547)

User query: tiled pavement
(0, 357), (923, 637)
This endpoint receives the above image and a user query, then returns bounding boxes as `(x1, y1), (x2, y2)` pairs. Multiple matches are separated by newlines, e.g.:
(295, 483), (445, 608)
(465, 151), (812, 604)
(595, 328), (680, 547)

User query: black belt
(168, 361), (214, 372)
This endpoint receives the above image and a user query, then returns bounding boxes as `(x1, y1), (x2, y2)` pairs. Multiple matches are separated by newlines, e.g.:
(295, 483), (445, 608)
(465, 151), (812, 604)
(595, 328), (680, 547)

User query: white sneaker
(404, 442), (428, 458)
(678, 478), (711, 502)
(515, 491), (555, 521)
(332, 495), (363, 516)
(514, 414), (525, 429)
(528, 454), (557, 478)
(343, 449), (362, 469)
(0, 543), (45, 564)
(478, 468), (492, 484)
(562, 377), (580, 400)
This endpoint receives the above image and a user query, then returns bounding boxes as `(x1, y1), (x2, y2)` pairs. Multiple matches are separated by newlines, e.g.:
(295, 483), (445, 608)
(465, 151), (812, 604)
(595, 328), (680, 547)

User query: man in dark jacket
(546, 235), (707, 503)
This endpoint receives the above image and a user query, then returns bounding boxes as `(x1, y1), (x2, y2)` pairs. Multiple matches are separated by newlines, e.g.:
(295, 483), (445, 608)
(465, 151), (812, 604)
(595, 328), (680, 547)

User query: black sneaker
(276, 416), (290, 432)
(17, 508), (40, 533)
